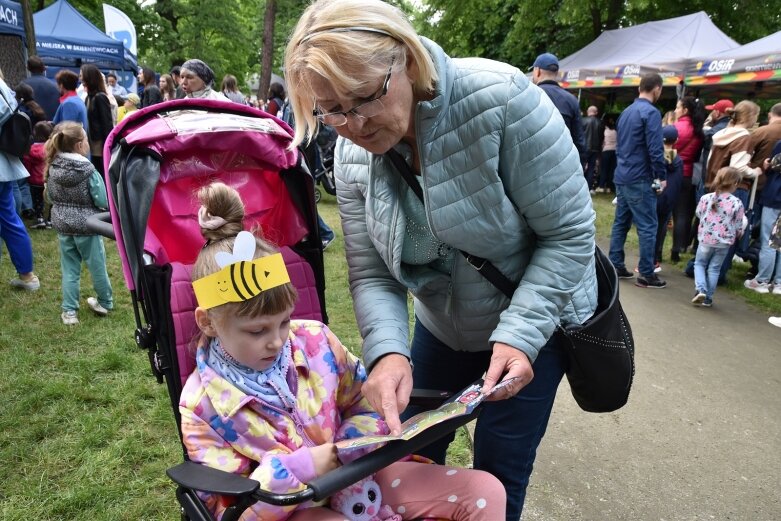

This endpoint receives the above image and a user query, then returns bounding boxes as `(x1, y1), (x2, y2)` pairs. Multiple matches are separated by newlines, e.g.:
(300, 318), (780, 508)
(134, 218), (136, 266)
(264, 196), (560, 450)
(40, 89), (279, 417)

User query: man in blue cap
(531, 52), (585, 157)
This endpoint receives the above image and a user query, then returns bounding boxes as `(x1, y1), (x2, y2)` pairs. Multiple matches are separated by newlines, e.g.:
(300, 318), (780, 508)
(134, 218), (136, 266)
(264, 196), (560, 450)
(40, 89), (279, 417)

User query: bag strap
(0, 87), (20, 120)
(385, 149), (516, 299)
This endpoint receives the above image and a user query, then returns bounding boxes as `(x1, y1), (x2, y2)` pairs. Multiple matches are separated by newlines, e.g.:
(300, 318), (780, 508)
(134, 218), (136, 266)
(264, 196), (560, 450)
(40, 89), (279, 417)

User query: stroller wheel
(314, 188), (322, 203)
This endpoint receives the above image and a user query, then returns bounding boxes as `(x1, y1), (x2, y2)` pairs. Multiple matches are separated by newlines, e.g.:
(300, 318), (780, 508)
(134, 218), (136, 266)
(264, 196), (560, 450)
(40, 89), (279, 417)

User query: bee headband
(193, 231), (291, 310)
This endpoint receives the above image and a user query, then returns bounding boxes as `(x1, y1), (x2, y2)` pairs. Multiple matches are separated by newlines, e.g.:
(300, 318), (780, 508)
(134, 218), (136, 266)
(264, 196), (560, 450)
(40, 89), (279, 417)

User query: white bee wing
(214, 251), (235, 268)
(213, 231), (255, 268)
(232, 231), (256, 261)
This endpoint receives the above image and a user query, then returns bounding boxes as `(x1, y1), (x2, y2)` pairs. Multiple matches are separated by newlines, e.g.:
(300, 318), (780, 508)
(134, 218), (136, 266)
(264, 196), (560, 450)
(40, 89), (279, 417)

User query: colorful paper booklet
(336, 378), (518, 456)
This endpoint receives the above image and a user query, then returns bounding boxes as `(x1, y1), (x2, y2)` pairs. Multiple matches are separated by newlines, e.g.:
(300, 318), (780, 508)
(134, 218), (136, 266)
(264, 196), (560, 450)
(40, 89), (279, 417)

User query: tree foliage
(52, 0), (261, 88)
(413, 0), (781, 72)
(40, 0), (781, 95)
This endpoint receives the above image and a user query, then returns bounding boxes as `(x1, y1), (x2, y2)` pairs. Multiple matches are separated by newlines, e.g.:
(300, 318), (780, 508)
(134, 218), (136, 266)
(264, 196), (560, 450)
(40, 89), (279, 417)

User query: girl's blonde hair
(283, 0), (437, 148)
(710, 166), (741, 211)
(44, 122), (86, 176)
(726, 100), (760, 128)
(192, 182), (298, 323)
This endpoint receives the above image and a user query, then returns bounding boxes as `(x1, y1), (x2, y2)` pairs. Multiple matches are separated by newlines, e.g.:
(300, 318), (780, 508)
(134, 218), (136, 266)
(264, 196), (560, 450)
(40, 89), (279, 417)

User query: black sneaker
(635, 274), (667, 288)
(615, 267), (634, 279)
(670, 251), (681, 263)
(32, 218), (47, 230)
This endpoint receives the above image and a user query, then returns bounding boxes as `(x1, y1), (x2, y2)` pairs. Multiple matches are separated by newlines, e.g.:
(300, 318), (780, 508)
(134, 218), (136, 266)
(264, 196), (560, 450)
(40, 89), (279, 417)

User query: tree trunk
(259, 0), (277, 104)
(604, 0), (623, 30)
(589, 2), (602, 38)
(20, 0), (37, 56)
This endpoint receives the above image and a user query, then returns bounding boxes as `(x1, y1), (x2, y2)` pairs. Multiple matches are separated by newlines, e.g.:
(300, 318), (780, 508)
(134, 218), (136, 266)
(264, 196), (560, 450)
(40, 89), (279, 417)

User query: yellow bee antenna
(192, 231), (291, 310)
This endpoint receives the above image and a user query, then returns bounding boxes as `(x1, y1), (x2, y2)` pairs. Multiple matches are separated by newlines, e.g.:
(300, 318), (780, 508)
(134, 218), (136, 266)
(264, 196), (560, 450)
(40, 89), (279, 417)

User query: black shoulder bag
(0, 88), (33, 158)
(385, 149), (635, 413)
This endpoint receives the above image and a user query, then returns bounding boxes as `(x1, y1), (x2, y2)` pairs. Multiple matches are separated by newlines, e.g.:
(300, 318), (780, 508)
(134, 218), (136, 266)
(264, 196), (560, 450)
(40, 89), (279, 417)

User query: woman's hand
(362, 354), (413, 436)
(481, 342), (534, 401)
(310, 443), (339, 477)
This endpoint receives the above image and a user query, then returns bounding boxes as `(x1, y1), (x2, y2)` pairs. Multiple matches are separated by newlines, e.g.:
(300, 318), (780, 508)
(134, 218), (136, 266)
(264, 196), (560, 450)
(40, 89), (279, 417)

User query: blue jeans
(583, 151), (599, 188)
(757, 206), (781, 284)
(317, 213), (334, 242)
(401, 319), (566, 521)
(694, 244), (729, 299)
(599, 150), (616, 190)
(0, 181), (34, 274)
(719, 187), (749, 281)
(16, 179), (33, 212)
(609, 181), (658, 277)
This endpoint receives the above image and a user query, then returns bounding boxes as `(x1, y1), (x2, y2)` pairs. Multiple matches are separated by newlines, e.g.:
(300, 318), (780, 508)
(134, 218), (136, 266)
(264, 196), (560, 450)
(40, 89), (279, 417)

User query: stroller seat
(96, 99), (479, 521)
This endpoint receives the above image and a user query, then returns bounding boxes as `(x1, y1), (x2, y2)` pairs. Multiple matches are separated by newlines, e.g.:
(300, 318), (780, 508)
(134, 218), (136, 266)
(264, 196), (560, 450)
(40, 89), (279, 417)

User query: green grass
(2, 190), (774, 519)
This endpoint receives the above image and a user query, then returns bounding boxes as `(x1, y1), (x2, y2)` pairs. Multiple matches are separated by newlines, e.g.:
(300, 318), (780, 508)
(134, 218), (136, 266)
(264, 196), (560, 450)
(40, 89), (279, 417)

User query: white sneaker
(769, 316), (781, 328)
(86, 297), (109, 316)
(611, 197), (618, 206)
(61, 310), (79, 325)
(10, 275), (40, 291)
(691, 292), (706, 305)
(744, 278), (771, 294)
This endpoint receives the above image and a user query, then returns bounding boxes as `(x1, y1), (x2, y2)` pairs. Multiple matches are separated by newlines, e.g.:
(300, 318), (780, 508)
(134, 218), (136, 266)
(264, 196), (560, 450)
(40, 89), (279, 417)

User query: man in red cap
(704, 99), (733, 134)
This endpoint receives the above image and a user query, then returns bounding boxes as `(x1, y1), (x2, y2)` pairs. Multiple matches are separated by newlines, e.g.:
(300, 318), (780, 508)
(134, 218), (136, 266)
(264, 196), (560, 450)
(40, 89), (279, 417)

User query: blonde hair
(284, 0), (437, 148)
(709, 166), (741, 211)
(45, 122), (86, 176)
(726, 100), (760, 129)
(192, 182), (298, 325)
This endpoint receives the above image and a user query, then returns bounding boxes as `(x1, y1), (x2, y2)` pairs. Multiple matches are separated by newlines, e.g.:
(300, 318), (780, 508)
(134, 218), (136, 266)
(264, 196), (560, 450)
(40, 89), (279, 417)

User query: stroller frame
(95, 99), (479, 521)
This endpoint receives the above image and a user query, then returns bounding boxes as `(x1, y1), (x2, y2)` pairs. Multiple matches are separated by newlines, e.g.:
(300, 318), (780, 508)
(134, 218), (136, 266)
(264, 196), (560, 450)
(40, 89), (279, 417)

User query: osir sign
(708, 59), (735, 74)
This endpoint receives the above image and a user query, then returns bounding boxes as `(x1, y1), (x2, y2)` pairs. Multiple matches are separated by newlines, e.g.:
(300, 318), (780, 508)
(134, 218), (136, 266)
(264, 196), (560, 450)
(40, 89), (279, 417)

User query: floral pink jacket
(180, 320), (386, 520)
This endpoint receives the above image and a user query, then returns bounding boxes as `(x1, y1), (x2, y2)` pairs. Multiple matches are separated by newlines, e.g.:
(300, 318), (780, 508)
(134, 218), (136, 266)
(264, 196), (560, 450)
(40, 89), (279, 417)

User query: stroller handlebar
(86, 212), (116, 240)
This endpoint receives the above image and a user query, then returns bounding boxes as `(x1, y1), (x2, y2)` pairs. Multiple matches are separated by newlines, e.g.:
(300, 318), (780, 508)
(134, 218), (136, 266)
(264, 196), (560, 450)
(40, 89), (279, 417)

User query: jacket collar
(414, 37), (451, 140)
(198, 336), (309, 418)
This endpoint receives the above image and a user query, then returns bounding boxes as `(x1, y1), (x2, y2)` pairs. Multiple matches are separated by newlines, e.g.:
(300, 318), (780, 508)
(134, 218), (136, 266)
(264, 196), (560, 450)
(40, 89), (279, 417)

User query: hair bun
(196, 182), (245, 242)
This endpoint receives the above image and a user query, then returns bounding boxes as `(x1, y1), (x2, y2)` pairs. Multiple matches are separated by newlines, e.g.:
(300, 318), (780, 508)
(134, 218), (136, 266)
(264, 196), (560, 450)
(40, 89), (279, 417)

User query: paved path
(523, 254), (781, 521)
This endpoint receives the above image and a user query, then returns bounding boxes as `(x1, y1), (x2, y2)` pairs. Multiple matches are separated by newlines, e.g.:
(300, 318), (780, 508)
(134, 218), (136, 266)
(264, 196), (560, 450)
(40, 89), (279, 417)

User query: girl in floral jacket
(181, 182), (505, 521)
(692, 167), (745, 307)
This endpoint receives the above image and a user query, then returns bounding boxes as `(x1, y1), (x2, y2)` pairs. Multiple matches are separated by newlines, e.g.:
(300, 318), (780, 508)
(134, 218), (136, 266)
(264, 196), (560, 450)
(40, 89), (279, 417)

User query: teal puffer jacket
(335, 38), (597, 369)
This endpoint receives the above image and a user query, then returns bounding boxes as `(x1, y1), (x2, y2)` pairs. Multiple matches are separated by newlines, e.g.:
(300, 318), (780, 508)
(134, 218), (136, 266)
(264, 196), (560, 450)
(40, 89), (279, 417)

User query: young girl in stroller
(181, 182), (505, 521)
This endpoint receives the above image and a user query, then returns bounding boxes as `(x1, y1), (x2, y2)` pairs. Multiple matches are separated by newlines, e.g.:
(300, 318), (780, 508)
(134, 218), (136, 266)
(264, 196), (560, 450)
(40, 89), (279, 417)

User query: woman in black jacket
(80, 64), (113, 176)
(137, 67), (163, 108)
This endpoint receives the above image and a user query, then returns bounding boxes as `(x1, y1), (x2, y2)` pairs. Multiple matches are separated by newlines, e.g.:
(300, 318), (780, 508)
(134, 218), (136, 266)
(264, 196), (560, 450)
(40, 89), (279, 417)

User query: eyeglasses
(313, 58), (394, 127)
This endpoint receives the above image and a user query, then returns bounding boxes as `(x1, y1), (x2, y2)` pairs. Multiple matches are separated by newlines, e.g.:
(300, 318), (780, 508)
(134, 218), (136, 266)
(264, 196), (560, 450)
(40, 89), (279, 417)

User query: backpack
(0, 88), (33, 158)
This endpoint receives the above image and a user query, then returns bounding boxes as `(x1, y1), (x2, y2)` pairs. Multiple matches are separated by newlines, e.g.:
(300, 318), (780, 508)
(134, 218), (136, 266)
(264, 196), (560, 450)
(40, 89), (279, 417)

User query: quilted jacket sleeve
(334, 150), (412, 370)
(490, 73), (596, 358)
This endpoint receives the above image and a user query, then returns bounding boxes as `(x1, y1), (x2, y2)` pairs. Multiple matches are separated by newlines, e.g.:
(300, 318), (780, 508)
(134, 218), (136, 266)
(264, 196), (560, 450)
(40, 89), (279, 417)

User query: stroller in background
(306, 124), (337, 203)
(91, 99), (477, 521)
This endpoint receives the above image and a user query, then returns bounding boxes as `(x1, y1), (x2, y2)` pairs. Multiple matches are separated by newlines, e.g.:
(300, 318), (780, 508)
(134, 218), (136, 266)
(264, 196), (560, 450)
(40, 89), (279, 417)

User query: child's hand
(310, 443), (339, 477)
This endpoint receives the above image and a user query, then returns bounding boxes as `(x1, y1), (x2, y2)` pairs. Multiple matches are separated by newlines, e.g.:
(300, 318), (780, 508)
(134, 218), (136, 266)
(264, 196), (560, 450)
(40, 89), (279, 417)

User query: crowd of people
(2, 2), (781, 519)
(0, 56), (293, 325)
(530, 52), (781, 311)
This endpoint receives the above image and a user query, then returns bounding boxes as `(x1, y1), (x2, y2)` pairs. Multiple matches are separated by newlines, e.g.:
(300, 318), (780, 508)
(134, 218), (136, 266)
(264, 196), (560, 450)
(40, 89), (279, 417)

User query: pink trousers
(288, 461), (506, 521)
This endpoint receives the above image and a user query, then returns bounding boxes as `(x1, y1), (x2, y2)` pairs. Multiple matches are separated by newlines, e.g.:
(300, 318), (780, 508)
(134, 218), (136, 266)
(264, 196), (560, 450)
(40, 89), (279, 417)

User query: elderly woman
(180, 59), (228, 100)
(284, 1), (597, 518)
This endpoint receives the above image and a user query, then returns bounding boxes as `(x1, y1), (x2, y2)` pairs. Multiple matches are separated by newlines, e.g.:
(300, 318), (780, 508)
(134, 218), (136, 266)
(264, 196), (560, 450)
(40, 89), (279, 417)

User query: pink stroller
(91, 99), (478, 521)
